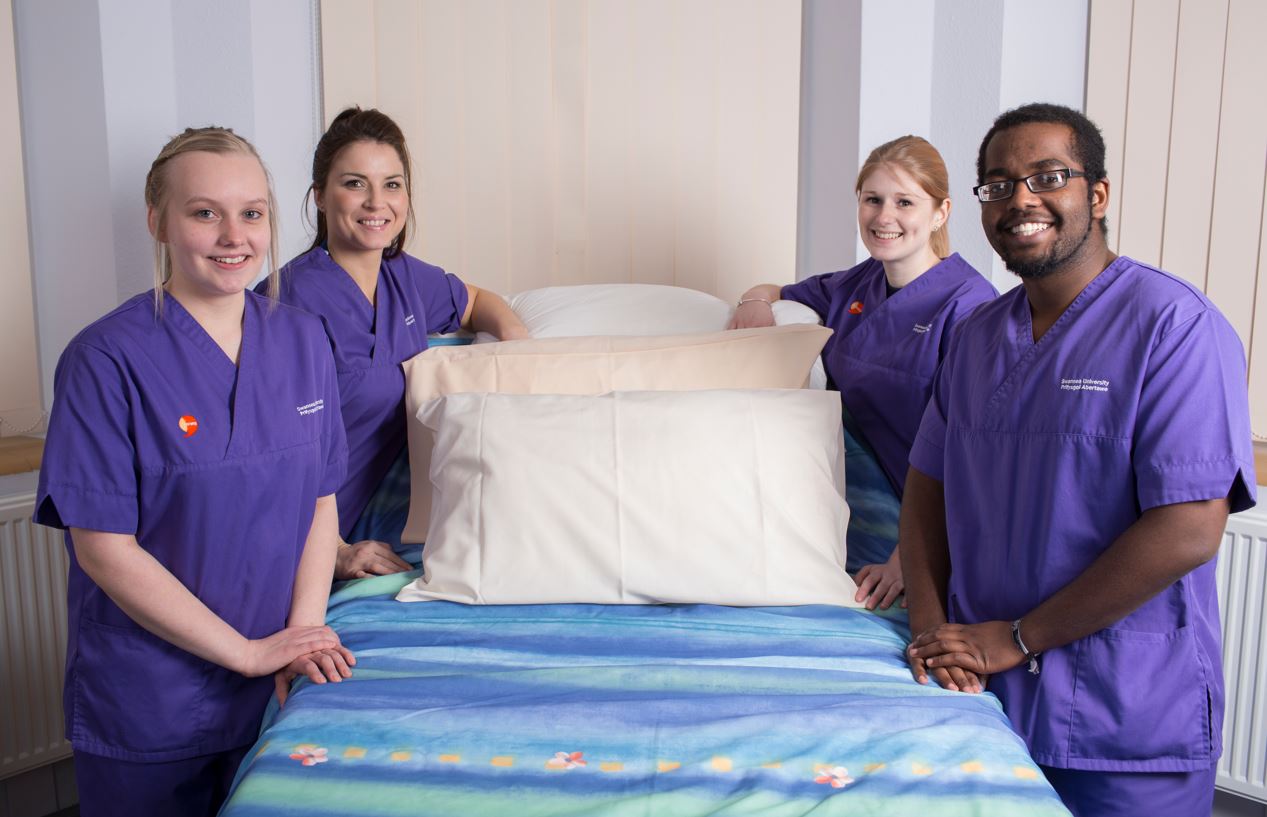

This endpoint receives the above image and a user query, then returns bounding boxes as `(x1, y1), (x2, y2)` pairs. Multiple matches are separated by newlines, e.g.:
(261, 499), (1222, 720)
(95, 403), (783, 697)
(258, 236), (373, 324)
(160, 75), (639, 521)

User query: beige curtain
(1087, 0), (1267, 445)
(319, 0), (802, 304)
(0, 0), (41, 437)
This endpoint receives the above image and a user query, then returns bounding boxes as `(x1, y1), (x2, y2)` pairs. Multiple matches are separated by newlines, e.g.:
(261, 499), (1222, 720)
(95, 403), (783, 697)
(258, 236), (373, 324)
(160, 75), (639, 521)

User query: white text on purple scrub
(296, 399), (326, 416)
(1059, 378), (1110, 393)
(912, 323), (932, 334)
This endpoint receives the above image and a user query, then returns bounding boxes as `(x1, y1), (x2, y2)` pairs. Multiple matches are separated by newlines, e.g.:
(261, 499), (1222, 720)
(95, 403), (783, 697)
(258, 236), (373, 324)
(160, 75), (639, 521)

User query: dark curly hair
(976, 102), (1108, 234)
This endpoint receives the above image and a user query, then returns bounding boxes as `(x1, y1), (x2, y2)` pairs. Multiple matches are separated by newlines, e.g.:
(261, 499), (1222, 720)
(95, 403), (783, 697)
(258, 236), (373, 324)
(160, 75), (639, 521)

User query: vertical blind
(319, 0), (803, 304)
(1086, 0), (1267, 443)
(0, 0), (42, 437)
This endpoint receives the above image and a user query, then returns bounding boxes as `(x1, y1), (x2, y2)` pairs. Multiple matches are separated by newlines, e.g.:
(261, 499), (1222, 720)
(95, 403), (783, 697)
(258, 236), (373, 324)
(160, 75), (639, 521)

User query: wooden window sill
(0, 436), (44, 476)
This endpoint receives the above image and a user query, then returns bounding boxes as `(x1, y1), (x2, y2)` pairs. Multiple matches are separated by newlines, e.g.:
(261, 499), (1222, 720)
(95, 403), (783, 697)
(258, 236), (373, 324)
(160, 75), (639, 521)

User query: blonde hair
(143, 127), (280, 309)
(855, 135), (951, 258)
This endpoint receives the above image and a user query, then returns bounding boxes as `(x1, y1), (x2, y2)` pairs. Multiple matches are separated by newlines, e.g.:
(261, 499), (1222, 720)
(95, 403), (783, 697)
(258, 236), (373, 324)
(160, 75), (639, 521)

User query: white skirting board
(1218, 504), (1267, 803)
(0, 491), (70, 780)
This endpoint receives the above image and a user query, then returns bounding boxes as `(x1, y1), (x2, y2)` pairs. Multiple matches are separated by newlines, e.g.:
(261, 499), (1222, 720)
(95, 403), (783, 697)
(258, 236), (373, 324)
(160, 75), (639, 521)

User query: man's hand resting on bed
(273, 644), (357, 706)
(336, 539), (412, 579)
(906, 621), (1021, 694)
(853, 549), (906, 610)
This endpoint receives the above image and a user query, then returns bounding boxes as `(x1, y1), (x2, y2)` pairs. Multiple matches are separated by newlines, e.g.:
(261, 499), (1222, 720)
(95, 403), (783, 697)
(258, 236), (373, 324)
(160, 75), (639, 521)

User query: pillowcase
(473, 283), (828, 388)
(771, 299), (828, 389)
(400, 324), (832, 543)
(396, 389), (859, 607)
(493, 283), (732, 338)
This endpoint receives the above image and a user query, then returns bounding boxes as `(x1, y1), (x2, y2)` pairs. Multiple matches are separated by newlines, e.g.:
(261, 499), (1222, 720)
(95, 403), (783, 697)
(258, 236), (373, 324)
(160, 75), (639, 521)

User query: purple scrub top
(268, 248), (469, 537)
(911, 256), (1257, 772)
(781, 253), (996, 495)
(35, 290), (347, 762)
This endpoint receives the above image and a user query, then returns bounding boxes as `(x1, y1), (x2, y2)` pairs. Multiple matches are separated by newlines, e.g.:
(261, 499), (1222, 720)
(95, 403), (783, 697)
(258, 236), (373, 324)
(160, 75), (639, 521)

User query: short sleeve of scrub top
(780, 272), (835, 318)
(1132, 308), (1256, 513)
(35, 343), (140, 533)
(405, 253), (468, 335)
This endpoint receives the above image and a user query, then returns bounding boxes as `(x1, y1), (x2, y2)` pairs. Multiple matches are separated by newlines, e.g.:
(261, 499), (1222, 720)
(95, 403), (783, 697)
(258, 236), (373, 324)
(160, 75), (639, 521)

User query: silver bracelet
(1010, 618), (1041, 675)
(737, 297), (772, 308)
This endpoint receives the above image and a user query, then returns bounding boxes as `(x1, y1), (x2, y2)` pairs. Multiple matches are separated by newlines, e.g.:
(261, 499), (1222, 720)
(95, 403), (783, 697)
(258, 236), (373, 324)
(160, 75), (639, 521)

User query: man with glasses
(899, 102), (1256, 815)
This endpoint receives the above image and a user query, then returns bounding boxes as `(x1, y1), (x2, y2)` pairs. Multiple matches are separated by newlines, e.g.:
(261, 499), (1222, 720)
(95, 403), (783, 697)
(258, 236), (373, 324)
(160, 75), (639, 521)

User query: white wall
(797, 0), (1088, 290)
(15, 0), (322, 410)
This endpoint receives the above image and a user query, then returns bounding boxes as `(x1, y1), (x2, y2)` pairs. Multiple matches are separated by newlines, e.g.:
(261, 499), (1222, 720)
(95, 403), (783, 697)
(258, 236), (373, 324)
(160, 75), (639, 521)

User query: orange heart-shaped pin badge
(849, 301), (864, 315)
(178, 415), (199, 438)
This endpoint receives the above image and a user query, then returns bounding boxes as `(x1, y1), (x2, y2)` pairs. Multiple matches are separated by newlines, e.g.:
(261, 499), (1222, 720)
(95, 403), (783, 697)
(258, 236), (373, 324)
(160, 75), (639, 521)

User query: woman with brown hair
(270, 107), (528, 579)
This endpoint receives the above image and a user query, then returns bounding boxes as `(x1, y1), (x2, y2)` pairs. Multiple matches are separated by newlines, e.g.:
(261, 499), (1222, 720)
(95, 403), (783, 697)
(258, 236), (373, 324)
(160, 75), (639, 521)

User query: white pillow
(400, 325), (833, 544)
(396, 389), (859, 607)
(474, 283), (730, 343)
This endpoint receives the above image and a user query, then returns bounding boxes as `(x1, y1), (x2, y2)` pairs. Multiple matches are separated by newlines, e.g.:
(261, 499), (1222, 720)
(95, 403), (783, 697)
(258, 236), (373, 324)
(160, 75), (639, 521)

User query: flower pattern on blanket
(546, 751), (587, 769)
(814, 765), (855, 789)
(289, 746), (329, 766)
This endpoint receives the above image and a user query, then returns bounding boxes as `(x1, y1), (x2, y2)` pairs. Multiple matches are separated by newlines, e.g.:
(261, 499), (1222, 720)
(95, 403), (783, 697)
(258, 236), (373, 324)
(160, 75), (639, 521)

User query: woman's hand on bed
(853, 551), (906, 610)
(237, 625), (340, 678)
(336, 539), (412, 579)
(907, 621), (1022, 692)
(273, 644), (357, 706)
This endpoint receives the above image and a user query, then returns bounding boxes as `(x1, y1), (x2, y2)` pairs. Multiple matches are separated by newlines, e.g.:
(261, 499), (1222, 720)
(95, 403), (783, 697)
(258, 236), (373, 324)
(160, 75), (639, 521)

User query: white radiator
(1217, 505), (1267, 803)
(0, 492), (70, 779)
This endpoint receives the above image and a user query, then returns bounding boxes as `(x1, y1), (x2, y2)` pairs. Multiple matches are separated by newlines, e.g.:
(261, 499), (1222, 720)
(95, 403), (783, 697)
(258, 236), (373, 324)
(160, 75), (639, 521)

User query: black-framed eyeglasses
(973, 168), (1088, 203)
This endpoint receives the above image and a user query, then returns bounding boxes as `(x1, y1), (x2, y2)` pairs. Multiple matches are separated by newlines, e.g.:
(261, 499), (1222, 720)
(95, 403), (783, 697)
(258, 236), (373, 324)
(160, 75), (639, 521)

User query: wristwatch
(1010, 619), (1041, 675)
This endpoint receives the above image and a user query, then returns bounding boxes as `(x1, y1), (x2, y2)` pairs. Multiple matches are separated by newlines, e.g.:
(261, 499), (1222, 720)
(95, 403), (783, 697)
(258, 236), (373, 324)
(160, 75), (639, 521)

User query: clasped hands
(234, 625), (356, 707)
(905, 620), (1026, 694)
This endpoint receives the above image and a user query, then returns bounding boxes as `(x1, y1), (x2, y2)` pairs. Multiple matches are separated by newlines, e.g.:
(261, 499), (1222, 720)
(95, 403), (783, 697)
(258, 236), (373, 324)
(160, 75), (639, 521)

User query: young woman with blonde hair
(36, 127), (353, 816)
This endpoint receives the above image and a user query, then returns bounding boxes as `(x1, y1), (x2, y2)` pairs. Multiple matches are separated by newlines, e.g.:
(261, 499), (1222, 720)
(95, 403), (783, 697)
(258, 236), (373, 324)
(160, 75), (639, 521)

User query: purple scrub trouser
(74, 744), (252, 817)
(1042, 764), (1216, 817)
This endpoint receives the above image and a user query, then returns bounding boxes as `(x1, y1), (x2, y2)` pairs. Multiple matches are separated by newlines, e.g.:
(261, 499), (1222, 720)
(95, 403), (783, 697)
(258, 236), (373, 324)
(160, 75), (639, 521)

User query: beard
(1003, 215), (1094, 279)
(999, 195), (1097, 280)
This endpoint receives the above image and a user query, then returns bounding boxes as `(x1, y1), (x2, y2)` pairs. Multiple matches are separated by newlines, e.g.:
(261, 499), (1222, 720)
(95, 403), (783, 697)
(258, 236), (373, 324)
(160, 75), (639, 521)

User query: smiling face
(979, 122), (1109, 280)
(149, 150), (271, 303)
(856, 163), (948, 278)
(315, 139), (409, 258)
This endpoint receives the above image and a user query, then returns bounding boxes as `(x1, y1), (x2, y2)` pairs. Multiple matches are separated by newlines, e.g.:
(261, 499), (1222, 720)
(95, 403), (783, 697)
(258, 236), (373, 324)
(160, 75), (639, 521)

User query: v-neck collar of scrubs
(1012, 255), (1129, 351)
(984, 256), (1131, 422)
(841, 254), (960, 343)
(313, 249), (389, 362)
(160, 291), (258, 457)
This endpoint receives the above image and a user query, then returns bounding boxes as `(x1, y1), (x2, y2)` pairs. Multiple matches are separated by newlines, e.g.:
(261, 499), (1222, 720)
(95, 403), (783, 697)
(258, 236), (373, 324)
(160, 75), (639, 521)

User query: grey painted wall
(15, 0), (322, 409)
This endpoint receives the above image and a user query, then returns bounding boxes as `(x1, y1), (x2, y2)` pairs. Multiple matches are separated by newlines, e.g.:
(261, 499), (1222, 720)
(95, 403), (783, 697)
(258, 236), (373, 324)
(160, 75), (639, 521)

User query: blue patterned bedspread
(220, 573), (1068, 816)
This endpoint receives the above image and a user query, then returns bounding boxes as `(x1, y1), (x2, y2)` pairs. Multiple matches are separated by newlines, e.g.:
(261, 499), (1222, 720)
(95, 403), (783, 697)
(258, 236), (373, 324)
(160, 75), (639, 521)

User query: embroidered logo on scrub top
(912, 323), (932, 334)
(1059, 377), (1111, 394)
(178, 415), (199, 438)
(848, 301), (864, 315)
(404, 314), (416, 326)
(296, 399), (325, 417)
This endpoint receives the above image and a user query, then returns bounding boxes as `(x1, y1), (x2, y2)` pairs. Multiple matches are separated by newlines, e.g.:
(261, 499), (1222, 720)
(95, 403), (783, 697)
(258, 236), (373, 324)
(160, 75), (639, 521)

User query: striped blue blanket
(220, 572), (1068, 816)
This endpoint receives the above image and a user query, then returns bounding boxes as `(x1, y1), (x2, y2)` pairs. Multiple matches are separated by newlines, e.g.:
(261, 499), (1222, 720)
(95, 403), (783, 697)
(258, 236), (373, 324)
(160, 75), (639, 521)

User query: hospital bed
(217, 285), (1070, 817)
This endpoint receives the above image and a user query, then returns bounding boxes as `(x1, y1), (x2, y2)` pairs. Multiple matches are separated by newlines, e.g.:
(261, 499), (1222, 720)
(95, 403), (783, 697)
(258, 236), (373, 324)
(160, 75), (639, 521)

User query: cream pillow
(396, 389), (859, 607)
(400, 324), (832, 543)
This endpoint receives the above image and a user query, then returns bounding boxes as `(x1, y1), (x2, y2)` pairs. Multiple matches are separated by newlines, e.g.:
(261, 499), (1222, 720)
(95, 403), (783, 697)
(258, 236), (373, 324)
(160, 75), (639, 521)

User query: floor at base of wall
(1216, 789), (1267, 817)
(0, 758), (75, 817)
